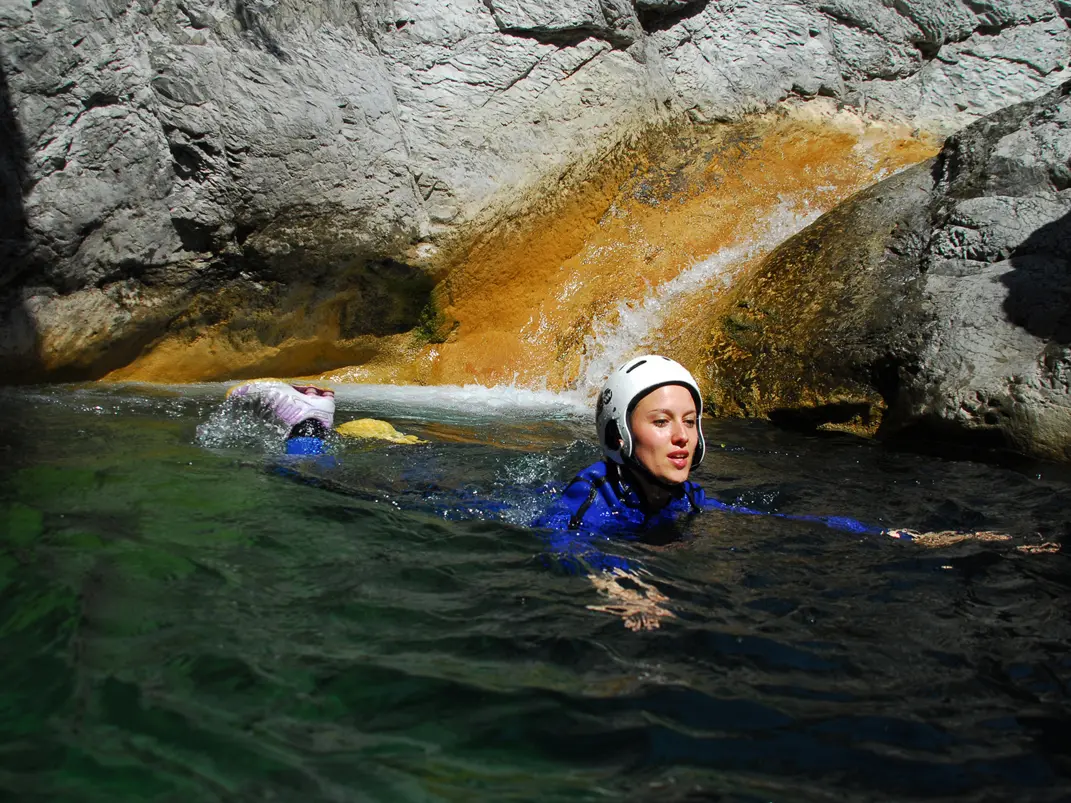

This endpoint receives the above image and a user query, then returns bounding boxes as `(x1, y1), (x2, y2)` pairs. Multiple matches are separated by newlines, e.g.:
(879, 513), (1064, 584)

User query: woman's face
(628, 385), (698, 484)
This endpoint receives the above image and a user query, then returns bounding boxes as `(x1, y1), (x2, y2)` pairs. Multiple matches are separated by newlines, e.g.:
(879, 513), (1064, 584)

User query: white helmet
(596, 355), (705, 467)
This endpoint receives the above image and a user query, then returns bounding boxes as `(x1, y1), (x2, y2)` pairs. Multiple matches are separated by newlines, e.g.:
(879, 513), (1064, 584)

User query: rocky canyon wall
(700, 80), (1071, 462)
(0, 0), (1068, 381)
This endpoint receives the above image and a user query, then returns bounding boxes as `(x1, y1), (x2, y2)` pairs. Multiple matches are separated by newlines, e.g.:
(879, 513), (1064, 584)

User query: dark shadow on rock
(338, 259), (435, 338)
(635, 0), (709, 33)
(496, 25), (607, 48)
(767, 401), (875, 433)
(0, 51), (42, 385)
(1001, 209), (1071, 346)
(1, 56), (28, 289)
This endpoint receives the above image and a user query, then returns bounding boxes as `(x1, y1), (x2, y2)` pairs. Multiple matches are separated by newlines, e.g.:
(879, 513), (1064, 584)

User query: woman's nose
(671, 423), (689, 444)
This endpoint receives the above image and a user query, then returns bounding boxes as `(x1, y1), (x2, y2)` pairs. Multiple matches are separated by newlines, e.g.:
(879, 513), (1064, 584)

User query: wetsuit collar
(613, 459), (685, 515)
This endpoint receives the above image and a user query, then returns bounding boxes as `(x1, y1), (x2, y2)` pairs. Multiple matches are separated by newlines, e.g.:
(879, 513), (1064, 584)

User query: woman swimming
(540, 355), (889, 539)
(537, 355), (1058, 628)
(539, 355), (707, 533)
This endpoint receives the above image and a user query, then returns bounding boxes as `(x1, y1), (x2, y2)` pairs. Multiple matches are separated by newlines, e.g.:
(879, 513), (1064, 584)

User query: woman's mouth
(667, 451), (689, 469)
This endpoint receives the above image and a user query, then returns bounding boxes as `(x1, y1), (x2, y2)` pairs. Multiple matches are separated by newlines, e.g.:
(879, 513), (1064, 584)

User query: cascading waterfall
(575, 195), (826, 394)
(101, 104), (938, 389)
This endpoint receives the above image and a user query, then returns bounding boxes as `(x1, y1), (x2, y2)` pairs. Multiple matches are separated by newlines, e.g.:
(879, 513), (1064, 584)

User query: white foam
(328, 383), (589, 421)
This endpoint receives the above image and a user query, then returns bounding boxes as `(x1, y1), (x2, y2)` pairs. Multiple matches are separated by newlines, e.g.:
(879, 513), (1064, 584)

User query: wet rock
(703, 79), (1071, 462)
(703, 161), (937, 435)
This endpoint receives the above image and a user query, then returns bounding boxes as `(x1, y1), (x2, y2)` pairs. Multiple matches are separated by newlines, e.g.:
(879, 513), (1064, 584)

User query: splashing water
(196, 392), (293, 451)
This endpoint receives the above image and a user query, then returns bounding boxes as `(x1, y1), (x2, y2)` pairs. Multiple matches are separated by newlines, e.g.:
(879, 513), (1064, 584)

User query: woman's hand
(886, 528), (1060, 553)
(587, 568), (676, 631)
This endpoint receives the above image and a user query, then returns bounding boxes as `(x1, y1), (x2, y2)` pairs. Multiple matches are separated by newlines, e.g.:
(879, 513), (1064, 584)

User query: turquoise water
(2, 383), (1070, 802)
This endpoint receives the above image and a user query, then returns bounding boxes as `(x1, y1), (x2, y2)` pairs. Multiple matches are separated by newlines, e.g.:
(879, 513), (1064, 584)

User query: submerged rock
(703, 79), (1071, 462)
(0, 0), (1068, 381)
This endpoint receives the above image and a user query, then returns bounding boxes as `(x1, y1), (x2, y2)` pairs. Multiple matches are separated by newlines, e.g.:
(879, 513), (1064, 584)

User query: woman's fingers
(588, 568), (677, 630)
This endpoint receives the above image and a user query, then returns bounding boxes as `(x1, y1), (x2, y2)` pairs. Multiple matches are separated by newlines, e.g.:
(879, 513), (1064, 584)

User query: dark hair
(288, 418), (330, 440)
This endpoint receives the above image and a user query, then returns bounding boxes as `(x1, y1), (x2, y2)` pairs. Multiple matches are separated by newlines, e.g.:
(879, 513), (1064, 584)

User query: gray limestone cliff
(1, 0), (1068, 381)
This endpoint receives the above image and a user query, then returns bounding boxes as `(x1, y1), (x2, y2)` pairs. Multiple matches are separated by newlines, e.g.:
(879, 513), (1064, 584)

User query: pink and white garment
(227, 380), (336, 428)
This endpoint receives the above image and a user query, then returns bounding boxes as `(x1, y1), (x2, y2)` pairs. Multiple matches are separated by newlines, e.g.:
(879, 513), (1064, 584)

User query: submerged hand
(886, 528), (1060, 553)
(884, 528), (1011, 545)
(587, 568), (676, 631)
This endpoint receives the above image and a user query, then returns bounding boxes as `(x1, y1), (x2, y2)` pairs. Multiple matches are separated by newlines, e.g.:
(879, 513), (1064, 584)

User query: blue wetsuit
(536, 459), (704, 533)
(274, 433), (339, 484)
(286, 436), (330, 456)
(532, 460), (704, 574)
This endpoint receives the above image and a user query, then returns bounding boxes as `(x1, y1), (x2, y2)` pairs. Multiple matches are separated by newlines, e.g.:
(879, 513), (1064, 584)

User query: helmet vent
(625, 359), (647, 374)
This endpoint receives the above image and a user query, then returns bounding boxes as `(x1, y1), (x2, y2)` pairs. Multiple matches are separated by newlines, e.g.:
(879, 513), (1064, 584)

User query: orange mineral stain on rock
(103, 330), (402, 384)
(320, 104), (938, 391)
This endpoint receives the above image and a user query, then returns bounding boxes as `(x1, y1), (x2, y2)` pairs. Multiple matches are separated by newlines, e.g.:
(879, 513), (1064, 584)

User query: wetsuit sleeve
(780, 512), (884, 536)
(701, 494), (884, 536)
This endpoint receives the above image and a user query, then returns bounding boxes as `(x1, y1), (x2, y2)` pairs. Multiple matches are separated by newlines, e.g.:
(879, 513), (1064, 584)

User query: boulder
(702, 79), (1071, 462)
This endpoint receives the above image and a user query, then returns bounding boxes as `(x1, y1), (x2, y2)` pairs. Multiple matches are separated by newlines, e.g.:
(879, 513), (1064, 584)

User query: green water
(2, 383), (1070, 802)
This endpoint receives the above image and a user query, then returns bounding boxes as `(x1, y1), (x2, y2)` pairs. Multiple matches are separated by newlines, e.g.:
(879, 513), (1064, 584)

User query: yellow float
(336, 418), (426, 445)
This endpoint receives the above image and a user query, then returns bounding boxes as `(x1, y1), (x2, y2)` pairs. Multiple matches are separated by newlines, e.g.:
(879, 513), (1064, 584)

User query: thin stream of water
(577, 196), (823, 390)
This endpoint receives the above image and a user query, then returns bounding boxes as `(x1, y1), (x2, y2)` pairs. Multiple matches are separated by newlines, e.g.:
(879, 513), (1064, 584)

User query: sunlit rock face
(0, 0), (1067, 381)
(318, 105), (936, 390)
(701, 80), (1071, 462)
